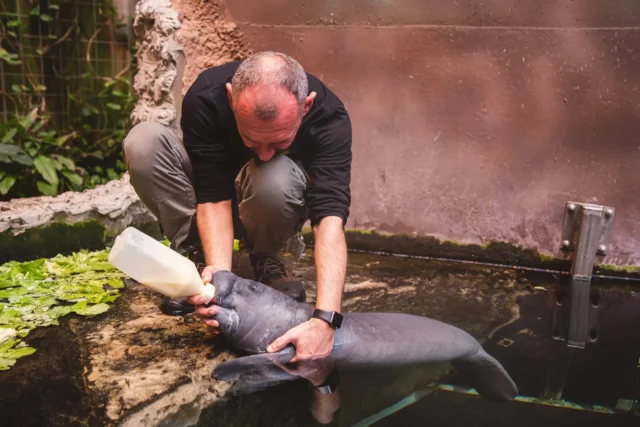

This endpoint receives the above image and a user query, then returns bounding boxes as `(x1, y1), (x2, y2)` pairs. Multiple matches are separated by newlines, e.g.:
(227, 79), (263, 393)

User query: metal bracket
(555, 202), (614, 349)
(560, 202), (615, 257)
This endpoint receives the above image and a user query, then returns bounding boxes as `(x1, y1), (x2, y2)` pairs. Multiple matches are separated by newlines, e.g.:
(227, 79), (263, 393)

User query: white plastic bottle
(108, 227), (215, 303)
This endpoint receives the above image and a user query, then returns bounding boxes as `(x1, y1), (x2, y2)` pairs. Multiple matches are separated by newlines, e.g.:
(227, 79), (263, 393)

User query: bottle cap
(201, 283), (216, 304)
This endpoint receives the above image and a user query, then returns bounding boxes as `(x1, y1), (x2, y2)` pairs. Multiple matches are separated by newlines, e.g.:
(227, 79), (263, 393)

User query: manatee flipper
(452, 348), (518, 402)
(212, 345), (296, 380)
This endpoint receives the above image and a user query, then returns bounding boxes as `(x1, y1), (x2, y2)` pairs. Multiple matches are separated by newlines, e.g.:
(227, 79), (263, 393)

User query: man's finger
(201, 270), (213, 284)
(204, 319), (219, 328)
(194, 305), (217, 318)
(188, 295), (207, 305)
(267, 329), (297, 353)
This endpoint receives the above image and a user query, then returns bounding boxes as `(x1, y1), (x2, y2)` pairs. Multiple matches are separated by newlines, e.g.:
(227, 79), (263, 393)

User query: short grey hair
(231, 51), (308, 120)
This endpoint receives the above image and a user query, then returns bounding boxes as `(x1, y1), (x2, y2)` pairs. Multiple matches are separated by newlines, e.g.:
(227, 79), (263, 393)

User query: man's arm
(267, 105), (352, 361)
(313, 216), (347, 313)
(197, 200), (234, 273)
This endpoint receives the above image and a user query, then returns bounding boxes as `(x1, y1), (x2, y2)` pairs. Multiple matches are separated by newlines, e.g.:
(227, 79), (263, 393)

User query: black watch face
(333, 312), (343, 328)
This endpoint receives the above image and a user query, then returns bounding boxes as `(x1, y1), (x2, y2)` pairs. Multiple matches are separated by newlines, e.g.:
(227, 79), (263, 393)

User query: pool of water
(188, 280), (640, 427)
(1, 251), (639, 426)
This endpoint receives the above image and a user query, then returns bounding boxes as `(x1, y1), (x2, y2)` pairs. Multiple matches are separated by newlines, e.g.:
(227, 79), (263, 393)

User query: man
(122, 51), (352, 361)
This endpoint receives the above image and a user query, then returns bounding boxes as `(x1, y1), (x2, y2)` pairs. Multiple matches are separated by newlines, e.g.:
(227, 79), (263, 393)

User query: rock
(0, 173), (158, 264)
(131, 0), (184, 135)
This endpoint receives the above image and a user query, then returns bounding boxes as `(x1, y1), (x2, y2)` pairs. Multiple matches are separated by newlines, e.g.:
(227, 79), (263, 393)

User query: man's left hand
(267, 318), (335, 363)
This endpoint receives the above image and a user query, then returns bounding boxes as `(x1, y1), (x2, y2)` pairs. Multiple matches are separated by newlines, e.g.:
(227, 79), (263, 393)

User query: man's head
(227, 51), (316, 161)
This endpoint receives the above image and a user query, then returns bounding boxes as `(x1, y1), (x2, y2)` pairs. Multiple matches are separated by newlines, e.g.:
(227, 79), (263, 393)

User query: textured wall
(131, 0), (184, 130)
(132, 1), (640, 266)
(171, 0), (251, 94)
(214, 0), (640, 266)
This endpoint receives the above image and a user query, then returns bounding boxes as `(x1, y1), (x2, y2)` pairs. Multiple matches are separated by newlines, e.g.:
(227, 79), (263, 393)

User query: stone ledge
(0, 173), (159, 264)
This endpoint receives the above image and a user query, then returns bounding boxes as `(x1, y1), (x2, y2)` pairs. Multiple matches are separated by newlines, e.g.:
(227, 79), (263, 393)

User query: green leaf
(7, 31), (17, 38)
(52, 155), (75, 170)
(2, 128), (17, 144)
(80, 108), (91, 117)
(0, 288), (28, 298)
(9, 152), (33, 166)
(36, 181), (57, 196)
(35, 48), (44, 55)
(6, 20), (20, 28)
(34, 85), (47, 92)
(112, 90), (125, 97)
(30, 6), (40, 16)
(4, 346), (36, 359)
(106, 103), (121, 111)
(50, 157), (62, 171)
(34, 156), (59, 186)
(62, 170), (83, 186)
(11, 84), (21, 93)
(49, 5), (60, 10)
(0, 144), (32, 166)
(55, 132), (75, 147)
(40, 14), (53, 22)
(0, 171), (5, 181)
(106, 168), (119, 181)
(0, 176), (16, 195)
(74, 303), (110, 316)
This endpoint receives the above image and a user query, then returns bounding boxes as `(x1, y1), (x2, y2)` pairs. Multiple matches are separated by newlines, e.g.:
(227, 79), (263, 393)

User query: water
(1, 251), (639, 426)
(194, 259), (640, 426)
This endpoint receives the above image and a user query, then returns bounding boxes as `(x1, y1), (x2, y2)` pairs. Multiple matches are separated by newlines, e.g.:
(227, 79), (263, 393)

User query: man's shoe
(159, 296), (195, 316)
(250, 253), (306, 302)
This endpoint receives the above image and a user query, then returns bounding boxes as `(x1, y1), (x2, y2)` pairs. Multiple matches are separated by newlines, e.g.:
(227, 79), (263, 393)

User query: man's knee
(122, 121), (173, 166)
(237, 155), (308, 219)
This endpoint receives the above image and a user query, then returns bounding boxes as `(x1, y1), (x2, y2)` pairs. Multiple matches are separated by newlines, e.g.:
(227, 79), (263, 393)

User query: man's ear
(226, 83), (234, 111)
(303, 91), (316, 115)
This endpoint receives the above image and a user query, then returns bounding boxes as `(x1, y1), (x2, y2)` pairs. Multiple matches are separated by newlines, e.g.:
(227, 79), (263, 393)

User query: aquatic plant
(0, 248), (124, 370)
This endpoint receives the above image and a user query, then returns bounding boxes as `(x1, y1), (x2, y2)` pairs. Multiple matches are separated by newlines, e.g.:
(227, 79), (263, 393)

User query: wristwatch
(311, 309), (343, 329)
(314, 368), (340, 394)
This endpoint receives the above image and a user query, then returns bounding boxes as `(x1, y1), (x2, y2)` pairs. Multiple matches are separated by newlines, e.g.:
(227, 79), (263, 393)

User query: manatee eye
(249, 282), (263, 293)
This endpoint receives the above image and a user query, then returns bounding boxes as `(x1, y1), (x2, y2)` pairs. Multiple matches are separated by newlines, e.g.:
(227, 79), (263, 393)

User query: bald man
(122, 51), (352, 362)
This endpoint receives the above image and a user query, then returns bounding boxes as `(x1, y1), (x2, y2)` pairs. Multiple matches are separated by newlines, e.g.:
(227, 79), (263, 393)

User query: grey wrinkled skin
(211, 271), (518, 402)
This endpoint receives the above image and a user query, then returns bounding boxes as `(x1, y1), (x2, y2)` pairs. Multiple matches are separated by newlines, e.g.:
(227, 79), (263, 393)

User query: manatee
(209, 271), (518, 402)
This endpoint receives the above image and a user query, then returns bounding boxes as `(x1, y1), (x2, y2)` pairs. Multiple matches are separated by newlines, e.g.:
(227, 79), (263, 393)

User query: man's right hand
(187, 266), (220, 332)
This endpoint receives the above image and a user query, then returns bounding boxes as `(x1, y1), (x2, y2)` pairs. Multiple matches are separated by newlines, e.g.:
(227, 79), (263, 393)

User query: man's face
(227, 84), (314, 162)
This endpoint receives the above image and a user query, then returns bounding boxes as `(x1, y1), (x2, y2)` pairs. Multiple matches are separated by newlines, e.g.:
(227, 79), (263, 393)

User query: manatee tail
(453, 348), (518, 402)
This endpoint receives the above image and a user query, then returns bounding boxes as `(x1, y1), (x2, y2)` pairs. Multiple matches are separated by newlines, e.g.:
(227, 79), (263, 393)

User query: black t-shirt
(180, 61), (352, 226)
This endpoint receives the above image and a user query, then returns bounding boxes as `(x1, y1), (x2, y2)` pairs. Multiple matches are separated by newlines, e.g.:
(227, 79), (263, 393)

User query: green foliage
(0, 248), (123, 370)
(0, 1), (136, 199)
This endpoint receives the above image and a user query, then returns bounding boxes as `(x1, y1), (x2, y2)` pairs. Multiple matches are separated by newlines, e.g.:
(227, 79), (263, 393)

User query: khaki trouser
(122, 121), (308, 255)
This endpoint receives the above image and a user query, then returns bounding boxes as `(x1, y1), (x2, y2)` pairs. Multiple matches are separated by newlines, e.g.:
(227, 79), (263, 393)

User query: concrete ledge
(0, 173), (159, 264)
(303, 228), (640, 280)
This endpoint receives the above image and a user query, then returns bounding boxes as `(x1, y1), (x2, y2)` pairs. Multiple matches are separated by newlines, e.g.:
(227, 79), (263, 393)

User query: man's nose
(257, 147), (275, 162)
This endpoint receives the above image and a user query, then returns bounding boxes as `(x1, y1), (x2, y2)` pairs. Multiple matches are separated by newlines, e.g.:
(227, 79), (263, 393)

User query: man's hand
(267, 318), (335, 363)
(273, 357), (335, 387)
(187, 266), (220, 332)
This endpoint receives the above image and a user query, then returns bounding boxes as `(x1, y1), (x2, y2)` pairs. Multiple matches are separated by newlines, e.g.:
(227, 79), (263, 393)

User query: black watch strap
(311, 309), (343, 329)
(315, 368), (340, 394)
